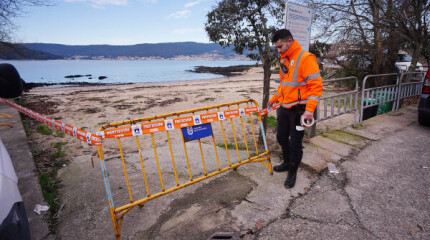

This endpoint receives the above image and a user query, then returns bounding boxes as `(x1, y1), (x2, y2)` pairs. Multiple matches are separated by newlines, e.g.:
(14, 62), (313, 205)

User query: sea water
(1, 59), (256, 84)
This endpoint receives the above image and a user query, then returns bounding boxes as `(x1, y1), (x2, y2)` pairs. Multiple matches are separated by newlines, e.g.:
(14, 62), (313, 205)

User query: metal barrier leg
(97, 146), (121, 239)
(227, 106), (241, 163)
(117, 139), (135, 203)
(180, 127), (193, 181)
(246, 103), (259, 155)
(218, 107), (232, 167)
(150, 133), (165, 191)
(165, 130), (180, 186)
(238, 104), (250, 158)
(135, 137), (151, 197)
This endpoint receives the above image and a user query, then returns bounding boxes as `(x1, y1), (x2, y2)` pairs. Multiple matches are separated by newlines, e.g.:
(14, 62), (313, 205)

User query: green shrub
(267, 116), (277, 127)
(37, 125), (53, 135)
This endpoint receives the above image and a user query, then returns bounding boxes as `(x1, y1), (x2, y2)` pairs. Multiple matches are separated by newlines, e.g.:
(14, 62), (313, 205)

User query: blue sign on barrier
(182, 123), (213, 142)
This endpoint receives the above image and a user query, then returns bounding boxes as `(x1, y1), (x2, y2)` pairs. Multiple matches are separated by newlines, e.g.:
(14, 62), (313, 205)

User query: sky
(15, 0), (220, 45)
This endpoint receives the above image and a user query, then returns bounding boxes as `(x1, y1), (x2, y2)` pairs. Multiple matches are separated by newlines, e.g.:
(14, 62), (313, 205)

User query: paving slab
(250, 111), (430, 240)
(301, 143), (342, 173)
(345, 105), (418, 141)
(321, 130), (369, 149)
(307, 135), (354, 157)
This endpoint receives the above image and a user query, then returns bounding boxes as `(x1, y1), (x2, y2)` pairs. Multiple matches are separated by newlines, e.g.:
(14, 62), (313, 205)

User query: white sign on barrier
(285, 2), (312, 52)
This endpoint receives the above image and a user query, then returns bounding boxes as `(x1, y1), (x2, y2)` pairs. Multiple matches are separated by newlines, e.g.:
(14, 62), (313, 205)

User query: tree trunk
(259, 56), (272, 144)
(371, 0), (384, 75)
(385, 0), (401, 74)
(409, 42), (422, 73)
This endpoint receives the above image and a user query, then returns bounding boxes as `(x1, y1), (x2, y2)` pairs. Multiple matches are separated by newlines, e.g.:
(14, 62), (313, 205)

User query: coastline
(22, 64), (260, 90)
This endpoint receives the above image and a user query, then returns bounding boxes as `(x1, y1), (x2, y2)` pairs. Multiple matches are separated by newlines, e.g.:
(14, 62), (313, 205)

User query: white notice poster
(285, 2), (312, 52)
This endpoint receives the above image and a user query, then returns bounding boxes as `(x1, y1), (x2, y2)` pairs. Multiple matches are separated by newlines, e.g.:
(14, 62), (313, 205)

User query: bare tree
(307, 0), (429, 75)
(386, 0), (430, 72)
(205, 0), (285, 133)
(0, 0), (52, 47)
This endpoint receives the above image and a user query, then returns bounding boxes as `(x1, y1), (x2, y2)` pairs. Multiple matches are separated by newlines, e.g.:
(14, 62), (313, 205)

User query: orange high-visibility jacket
(270, 40), (323, 112)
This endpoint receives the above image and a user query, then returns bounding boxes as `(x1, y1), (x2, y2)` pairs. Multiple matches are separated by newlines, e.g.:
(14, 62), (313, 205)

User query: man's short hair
(272, 29), (294, 43)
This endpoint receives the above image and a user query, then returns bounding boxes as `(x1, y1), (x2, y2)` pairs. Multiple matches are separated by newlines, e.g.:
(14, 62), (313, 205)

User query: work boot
(273, 162), (289, 172)
(284, 168), (298, 189)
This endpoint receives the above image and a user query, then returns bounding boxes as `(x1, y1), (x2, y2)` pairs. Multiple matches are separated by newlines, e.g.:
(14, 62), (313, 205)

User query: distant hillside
(21, 42), (250, 60)
(0, 44), (63, 60)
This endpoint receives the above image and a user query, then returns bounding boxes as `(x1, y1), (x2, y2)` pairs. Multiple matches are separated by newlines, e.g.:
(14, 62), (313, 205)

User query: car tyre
(418, 111), (430, 126)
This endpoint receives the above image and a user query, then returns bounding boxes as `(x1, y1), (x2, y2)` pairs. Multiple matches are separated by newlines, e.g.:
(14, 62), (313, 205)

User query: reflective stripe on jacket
(270, 41), (323, 112)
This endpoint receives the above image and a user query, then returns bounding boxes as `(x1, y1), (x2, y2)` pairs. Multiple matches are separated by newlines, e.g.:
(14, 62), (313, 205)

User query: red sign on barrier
(173, 116), (194, 129)
(104, 126), (133, 139)
(141, 121), (166, 134)
(245, 107), (259, 115)
(200, 112), (219, 124)
(224, 109), (240, 119)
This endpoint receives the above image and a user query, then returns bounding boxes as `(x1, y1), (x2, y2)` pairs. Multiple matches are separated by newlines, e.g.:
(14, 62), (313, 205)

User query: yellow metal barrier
(1, 97), (271, 239)
(95, 99), (271, 239)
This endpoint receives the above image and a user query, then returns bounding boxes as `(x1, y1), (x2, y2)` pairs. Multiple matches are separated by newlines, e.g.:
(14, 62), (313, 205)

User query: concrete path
(2, 102), (429, 240)
(248, 108), (430, 239)
(0, 103), (52, 240)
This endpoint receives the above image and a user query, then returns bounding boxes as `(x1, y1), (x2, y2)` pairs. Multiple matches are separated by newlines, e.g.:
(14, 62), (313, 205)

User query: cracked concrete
(248, 106), (430, 239)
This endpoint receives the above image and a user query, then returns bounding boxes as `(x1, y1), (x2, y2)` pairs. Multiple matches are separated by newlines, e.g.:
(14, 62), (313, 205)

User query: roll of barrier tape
(300, 116), (315, 128)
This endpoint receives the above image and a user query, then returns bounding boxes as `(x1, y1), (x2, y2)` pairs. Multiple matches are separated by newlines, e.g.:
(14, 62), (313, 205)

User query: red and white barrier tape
(0, 98), (102, 146)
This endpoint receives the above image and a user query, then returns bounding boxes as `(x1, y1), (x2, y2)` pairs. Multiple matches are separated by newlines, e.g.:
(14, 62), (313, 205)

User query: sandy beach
(19, 66), (357, 173)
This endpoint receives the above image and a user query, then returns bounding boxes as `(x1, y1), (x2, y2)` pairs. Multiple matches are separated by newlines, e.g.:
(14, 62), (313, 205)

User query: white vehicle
(395, 53), (423, 72)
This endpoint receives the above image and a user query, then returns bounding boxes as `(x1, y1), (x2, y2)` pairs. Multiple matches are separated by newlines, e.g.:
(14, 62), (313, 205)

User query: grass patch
(267, 115), (277, 127)
(39, 173), (60, 233)
(217, 142), (235, 149)
(50, 150), (66, 159)
(23, 120), (31, 137)
(54, 130), (65, 138)
(15, 100), (27, 107)
(37, 125), (53, 135)
(352, 124), (365, 130)
(54, 160), (68, 167)
(133, 95), (144, 99)
(50, 142), (67, 159)
(217, 142), (248, 150)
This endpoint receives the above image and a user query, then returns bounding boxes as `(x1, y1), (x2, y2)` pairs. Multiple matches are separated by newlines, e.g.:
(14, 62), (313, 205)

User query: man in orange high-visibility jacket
(268, 29), (323, 189)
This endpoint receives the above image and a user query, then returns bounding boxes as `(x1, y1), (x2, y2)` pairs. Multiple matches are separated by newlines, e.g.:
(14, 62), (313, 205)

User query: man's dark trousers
(276, 105), (305, 170)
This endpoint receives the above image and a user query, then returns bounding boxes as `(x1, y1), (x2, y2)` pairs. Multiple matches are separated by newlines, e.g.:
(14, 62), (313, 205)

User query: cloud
(166, 10), (191, 19)
(64, 0), (128, 8)
(172, 28), (204, 35)
(137, 0), (158, 3)
(185, 0), (203, 8)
